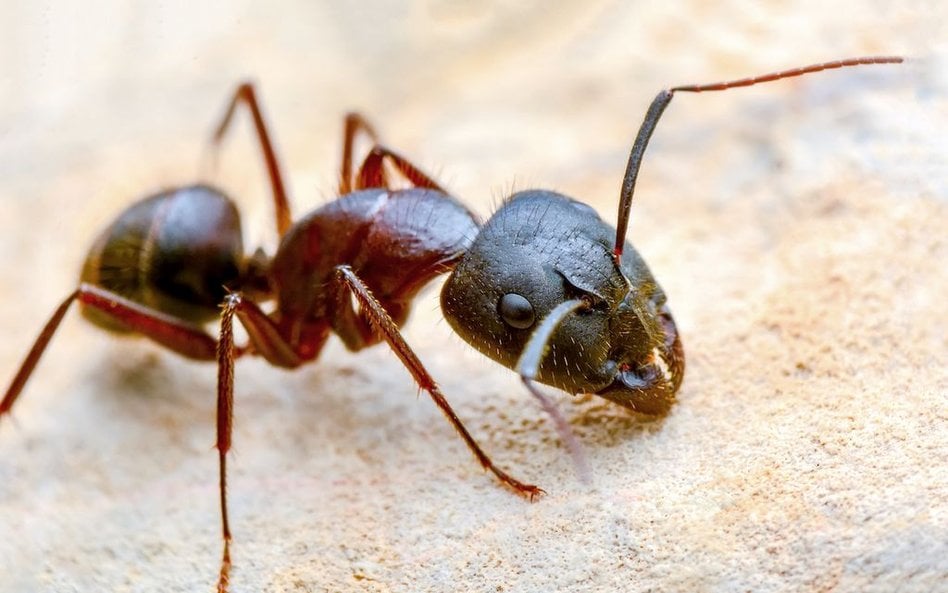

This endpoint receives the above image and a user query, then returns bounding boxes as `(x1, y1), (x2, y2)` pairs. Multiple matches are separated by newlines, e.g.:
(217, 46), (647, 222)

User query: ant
(1, 56), (902, 591)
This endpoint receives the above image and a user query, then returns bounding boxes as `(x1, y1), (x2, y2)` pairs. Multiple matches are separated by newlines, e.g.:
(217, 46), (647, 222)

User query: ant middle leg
(214, 292), (326, 592)
(1, 284), (218, 418)
(332, 264), (544, 500)
(210, 82), (292, 237)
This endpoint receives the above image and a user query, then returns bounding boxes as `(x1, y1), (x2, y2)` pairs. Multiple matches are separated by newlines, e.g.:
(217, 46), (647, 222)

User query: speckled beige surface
(0, 2), (945, 592)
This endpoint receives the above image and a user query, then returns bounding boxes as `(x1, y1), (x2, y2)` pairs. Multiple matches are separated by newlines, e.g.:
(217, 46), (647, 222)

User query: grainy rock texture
(0, 2), (945, 593)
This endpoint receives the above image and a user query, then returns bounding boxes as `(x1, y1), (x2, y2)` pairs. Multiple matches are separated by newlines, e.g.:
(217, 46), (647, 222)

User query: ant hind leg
(210, 82), (292, 237)
(1, 284), (218, 419)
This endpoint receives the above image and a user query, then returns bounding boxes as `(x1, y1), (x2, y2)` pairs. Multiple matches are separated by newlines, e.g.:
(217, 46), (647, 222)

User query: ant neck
(241, 247), (273, 301)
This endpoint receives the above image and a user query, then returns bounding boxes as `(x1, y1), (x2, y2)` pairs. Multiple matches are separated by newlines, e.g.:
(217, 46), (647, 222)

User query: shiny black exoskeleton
(443, 190), (682, 414)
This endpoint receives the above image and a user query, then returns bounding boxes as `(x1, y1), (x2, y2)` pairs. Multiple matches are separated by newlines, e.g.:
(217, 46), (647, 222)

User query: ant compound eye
(498, 293), (536, 329)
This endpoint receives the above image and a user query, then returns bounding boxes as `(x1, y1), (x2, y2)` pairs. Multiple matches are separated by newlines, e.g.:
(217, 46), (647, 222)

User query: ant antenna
(612, 56), (904, 263)
(516, 298), (592, 484)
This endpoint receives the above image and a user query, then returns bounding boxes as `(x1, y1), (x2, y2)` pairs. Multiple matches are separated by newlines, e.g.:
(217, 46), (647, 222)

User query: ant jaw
(594, 365), (677, 416)
(594, 303), (685, 416)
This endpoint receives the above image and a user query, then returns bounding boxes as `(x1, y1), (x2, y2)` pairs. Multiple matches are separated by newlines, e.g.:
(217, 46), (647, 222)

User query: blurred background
(0, 1), (944, 592)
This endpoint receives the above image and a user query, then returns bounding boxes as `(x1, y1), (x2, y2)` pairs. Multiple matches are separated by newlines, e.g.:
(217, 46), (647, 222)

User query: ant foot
(489, 467), (546, 501)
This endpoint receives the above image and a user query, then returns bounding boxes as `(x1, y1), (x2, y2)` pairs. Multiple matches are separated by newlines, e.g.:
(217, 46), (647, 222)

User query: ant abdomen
(80, 184), (245, 329)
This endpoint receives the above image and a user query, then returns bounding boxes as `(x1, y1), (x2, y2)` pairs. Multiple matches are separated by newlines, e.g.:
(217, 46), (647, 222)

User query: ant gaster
(1, 56), (902, 591)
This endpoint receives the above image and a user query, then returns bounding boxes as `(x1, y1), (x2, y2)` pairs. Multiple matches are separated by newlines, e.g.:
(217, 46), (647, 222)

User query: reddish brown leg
(329, 279), (378, 351)
(230, 295), (304, 368)
(333, 264), (543, 500)
(214, 292), (319, 593)
(355, 144), (447, 193)
(339, 112), (381, 195)
(211, 82), (292, 237)
(1, 284), (217, 419)
(329, 270), (409, 352)
(216, 296), (238, 593)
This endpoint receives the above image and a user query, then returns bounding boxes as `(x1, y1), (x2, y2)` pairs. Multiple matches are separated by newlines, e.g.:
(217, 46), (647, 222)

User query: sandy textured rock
(0, 2), (945, 592)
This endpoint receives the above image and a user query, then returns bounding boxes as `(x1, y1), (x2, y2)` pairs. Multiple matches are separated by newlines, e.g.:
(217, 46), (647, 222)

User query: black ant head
(441, 190), (683, 414)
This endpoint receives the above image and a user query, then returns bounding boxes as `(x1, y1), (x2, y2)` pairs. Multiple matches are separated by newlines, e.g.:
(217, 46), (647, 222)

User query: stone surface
(0, 2), (945, 592)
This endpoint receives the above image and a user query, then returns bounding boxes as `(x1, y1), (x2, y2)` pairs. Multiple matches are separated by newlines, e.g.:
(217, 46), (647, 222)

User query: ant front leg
(1, 284), (218, 419)
(329, 271), (409, 352)
(339, 112), (381, 194)
(210, 82), (293, 237)
(354, 144), (447, 193)
(333, 264), (544, 500)
(336, 111), (447, 193)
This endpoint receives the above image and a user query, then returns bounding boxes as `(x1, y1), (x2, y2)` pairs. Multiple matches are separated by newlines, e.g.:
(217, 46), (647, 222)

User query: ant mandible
(1, 56), (902, 592)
